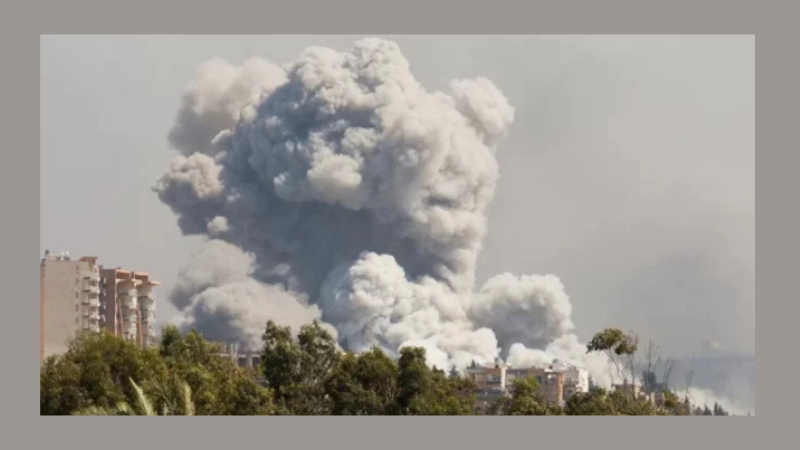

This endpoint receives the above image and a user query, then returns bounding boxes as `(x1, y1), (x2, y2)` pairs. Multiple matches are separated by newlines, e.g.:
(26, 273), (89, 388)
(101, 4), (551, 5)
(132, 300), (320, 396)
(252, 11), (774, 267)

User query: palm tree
(73, 378), (194, 416)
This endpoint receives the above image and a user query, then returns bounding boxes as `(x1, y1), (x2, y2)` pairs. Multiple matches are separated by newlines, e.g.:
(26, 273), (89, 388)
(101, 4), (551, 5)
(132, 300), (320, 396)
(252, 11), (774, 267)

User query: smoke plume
(155, 37), (606, 378)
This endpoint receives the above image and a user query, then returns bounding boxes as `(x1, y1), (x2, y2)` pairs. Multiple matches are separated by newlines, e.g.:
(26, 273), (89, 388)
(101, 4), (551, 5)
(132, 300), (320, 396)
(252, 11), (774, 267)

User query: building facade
(550, 360), (590, 400)
(463, 359), (590, 407)
(99, 268), (160, 349)
(40, 251), (159, 362)
(40, 252), (101, 362)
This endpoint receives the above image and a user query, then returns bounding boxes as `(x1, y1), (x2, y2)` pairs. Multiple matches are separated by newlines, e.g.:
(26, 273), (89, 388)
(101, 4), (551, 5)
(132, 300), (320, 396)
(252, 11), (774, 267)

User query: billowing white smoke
(155, 38), (605, 379)
(319, 251), (499, 370)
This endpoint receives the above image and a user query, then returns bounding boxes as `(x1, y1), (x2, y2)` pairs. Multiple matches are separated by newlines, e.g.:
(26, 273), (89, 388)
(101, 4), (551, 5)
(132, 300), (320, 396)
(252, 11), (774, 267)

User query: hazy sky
(40, 35), (754, 359)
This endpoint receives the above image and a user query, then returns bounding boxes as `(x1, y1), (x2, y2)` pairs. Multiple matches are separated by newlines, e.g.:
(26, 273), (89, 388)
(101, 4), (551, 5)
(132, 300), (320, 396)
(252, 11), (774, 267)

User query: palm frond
(72, 405), (115, 416)
(129, 378), (156, 416)
(181, 382), (196, 416)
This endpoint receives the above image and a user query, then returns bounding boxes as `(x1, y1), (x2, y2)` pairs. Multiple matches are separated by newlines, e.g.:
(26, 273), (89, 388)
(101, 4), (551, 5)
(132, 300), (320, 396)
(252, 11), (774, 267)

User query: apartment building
(40, 251), (160, 362)
(99, 267), (160, 348)
(40, 251), (101, 362)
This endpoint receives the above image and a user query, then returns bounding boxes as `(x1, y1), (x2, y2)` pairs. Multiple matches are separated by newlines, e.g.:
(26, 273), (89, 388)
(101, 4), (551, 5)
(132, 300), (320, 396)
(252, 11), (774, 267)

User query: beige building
(40, 252), (101, 362)
(99, 268), (160, 349)
(465, 360), (569, 406)
(40, 251), (159, 363)
(506, 367), (566, 405)
(465, 361), (507, 391)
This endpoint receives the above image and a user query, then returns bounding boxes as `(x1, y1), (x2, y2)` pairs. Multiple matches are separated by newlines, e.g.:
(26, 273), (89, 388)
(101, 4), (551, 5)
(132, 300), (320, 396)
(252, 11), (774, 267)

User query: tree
(397, 347), (431, 414)
(506, 377), (561, 415)
(713, 402), (729, 416)
(564, 388), (617, 416)
(159, 325), (275, 415)
(326, 348), (400, 415)
(394, 346), (476, 415)
(642, 339), (674, 393)
(72, 378), (196, 416)
(448, 366), (460, 379)
(411, 367), (477, 415)
(260, 320), (339, 415)
(41, 331), (166, 415)
(586, 328), (639, 388)
(42, 326), (274, 415)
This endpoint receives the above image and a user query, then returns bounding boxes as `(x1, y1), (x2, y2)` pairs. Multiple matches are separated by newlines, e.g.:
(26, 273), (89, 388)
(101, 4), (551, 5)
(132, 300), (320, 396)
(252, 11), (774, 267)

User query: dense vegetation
(40, 322), (731, 416)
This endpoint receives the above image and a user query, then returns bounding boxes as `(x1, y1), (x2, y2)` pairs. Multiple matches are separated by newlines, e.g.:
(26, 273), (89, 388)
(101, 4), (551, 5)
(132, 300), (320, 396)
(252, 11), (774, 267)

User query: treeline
(40, 320), (729, 416)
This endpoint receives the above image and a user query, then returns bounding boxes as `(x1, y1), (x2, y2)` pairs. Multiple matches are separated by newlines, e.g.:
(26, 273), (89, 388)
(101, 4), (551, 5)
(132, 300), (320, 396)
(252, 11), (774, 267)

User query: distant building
(550, 360), (590, 400)
(506, 367), (566, 405)
(219, 343), (264, 381)
(40, 251), (160, 362)
(463, 358), (588, 407)
(40, 252), (101, 361)
(465, 359), (508, 392)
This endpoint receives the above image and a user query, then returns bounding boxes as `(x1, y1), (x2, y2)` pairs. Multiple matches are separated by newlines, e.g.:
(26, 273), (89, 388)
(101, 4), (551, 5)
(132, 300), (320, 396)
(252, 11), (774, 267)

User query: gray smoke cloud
(155, 37), (611, 377)
(166, 239), (329, 351)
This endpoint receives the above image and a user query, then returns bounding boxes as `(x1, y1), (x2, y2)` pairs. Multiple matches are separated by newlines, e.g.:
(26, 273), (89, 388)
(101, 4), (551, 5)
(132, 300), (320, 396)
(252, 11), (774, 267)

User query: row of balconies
(82, 309), (101, 320)
(81, 297), (101, 308)
(83, 272), (100, 282)
(83, 285), (100, 295)
(82, 323), (101, 333)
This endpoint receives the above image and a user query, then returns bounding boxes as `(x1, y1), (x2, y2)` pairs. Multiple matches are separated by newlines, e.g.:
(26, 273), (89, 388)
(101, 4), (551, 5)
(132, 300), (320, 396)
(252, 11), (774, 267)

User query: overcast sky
(40, 35), (754, 360)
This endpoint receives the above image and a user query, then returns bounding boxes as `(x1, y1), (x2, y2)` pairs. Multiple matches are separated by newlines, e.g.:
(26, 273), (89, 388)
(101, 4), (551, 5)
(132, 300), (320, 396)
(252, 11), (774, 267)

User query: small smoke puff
(155, 153), (224, 202)
(207, 216), (230, 235)
(449, 77), (515, 146)
(307, 154), (369, 210)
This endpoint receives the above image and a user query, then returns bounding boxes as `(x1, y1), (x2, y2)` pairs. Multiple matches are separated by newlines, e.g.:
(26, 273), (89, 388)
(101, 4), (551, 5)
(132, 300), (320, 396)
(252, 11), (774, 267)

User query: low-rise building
(550, 360), (590, 400)
(462, 358), (589, 407)
(506, 367), (566, 405)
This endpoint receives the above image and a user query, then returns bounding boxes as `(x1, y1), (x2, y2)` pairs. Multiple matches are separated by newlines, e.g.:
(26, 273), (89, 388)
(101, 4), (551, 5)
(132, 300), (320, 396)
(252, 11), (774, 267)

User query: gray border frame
(9, 0), (767, 448)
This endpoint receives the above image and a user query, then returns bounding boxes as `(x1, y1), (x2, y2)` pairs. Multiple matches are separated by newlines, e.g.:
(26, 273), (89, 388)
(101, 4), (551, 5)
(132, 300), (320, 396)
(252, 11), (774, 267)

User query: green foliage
(41, 326), (273, 416)
(40, 331), (165, 415)
(326, 348), (400, 415)
(260, 320), (339, 415)
(394, 347), (476, 415)
(43, 323), (709, 416)
(159, 325), (275, 415)
(409, 367), (477, 415)
(397, 347), (430, 413)
(565, 388), (618, 415)
(587, 328), (638, 356)
(506, 377), (561, 415)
